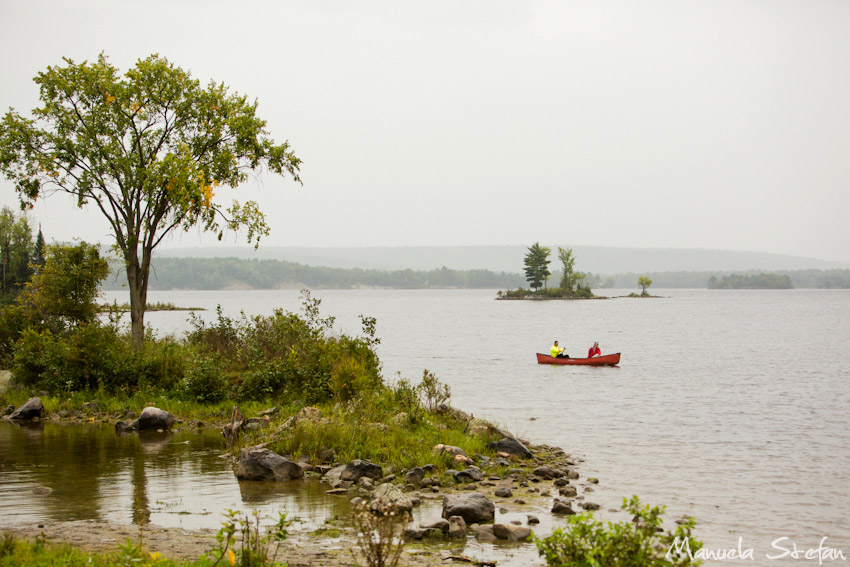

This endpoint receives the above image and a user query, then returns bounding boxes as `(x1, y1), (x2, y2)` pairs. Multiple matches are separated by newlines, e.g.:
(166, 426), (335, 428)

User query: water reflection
(0, 421), (362, 531)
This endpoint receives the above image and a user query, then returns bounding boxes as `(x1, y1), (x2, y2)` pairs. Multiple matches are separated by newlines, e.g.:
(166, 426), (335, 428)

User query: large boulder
(8, 398), (45, 421)
(441, 492), (495, 524)
(340, 459), (383, 482)
(486, 437), (532, 459)
(236, 447), (304, 481)
(135, 407), (177, 431)
(467, 418), (510, 438)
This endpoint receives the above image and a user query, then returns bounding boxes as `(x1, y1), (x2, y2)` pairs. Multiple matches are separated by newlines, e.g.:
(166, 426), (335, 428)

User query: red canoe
(536, 352), (621, 366)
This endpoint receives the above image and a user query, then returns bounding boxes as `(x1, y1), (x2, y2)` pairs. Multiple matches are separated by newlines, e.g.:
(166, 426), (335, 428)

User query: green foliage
(638, 275), (653, 296)
(558, 247), (577, 292)
(524, 242), (552, 291)
(209, 509), (289, 567)
(0, 207), (36, 303)
(416, 369), (451, 412)
(535, 496), (702, 567)
(15, 242), (109, 332)
(707, 273), (793, 289)
(0, 53), (301, 346)
(180, 353), (227, 403)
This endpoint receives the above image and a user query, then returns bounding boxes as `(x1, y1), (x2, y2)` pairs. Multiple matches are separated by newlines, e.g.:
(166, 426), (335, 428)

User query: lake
(3, 288), (849, 564)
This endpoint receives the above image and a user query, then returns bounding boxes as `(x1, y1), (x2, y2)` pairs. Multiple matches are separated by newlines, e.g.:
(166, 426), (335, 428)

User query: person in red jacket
(588, 342), (601, 358)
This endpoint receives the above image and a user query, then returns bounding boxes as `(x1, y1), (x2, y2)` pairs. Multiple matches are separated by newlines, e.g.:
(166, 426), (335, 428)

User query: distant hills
(155, 245), (849, 274)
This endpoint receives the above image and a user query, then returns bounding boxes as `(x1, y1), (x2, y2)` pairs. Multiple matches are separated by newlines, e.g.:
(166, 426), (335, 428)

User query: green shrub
(181, 353), (228, 403)
(535, 496), (702, 567)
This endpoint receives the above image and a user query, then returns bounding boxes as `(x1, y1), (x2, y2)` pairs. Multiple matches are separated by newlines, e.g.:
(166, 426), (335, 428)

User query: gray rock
(404, 467), (425, 485)
(9, 398), (44, 421)
(552, 499), (575, 515)
(559, 486), (578, 498)
(554, 478), (568, 487)
(453, 467), (484, 483)
(236, 447), (304, 481)
(580, 502), (601, 511)
(527, 515), (540, 525)
(340, 459), (383, 482)
(134, 407), (177, 431)
(420, 518), (450, 532)
(472, 524), (496, 542)
(486, 437), (532, 459)
(442, 492), (495, 524)
(494, 487), (513, 498)
(533, 465), (557, 479)
(493, 523), (532, 542)
(370, 483), (413, 514)
(448, 515), (467, 538)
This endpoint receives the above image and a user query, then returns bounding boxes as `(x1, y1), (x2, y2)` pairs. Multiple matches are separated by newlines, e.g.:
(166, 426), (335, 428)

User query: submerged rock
(493, 523), (532, 542)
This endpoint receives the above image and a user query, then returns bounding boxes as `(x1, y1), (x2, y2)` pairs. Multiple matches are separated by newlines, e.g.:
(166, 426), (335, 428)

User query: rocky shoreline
(2, 397), (606, 566)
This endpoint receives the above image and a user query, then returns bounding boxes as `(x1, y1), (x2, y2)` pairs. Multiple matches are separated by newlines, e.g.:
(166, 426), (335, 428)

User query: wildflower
(226, 548), (236, 566)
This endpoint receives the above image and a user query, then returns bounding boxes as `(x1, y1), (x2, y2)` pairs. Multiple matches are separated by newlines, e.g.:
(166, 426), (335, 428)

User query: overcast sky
(1, 0), (848, 262)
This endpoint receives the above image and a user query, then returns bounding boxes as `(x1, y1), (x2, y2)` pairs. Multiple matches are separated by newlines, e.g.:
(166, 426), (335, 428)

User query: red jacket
(588, 346), (601, 358)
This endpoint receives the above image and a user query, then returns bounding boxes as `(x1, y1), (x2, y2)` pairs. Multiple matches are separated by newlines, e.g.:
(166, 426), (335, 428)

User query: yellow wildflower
(226, 548), (236, 566)
(149, 551), (162, 561)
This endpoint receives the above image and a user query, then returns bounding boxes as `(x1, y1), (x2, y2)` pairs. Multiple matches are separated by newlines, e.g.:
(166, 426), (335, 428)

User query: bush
(181, 353), (228, 403)
(535, 496), (702, 567)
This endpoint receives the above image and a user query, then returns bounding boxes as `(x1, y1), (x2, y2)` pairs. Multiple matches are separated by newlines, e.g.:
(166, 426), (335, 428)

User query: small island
(497, 243), (602, 300)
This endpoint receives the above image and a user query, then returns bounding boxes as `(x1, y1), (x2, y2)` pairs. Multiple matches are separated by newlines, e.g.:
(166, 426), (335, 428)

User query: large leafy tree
(0, 207), (35, 301)
(524, 242), (551, 291)
(0, 54), (301, 346)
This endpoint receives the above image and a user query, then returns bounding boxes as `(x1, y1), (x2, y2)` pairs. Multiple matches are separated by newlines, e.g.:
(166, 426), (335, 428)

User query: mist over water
(3, 288), (848, 565)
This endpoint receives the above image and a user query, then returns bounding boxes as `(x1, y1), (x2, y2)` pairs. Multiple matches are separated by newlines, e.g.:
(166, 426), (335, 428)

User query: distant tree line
(101, 257), (527, 290)
(605, 270), (850, 289)
(708, 273), (793, 289)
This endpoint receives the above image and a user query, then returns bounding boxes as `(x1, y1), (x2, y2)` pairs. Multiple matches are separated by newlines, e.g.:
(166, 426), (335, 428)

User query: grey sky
(2, 0), (848, 262)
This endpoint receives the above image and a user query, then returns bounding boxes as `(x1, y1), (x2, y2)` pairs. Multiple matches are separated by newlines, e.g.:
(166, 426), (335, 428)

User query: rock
(57, 410), (71, 418)
(341, 459), (383, 482)
(351, 497), (364, 507)
(533, 465), (557, 479)
(527, 515), (540, 525)
(370, 483), (413, 514)
(358, 477), (375, 491)
(442, 492), (495, 524)
(236, 447), (304, 481)
(472, 524), (496, 542)
(115, 421), (134, 433)
(258, 407), (279, 417)
(421, 518), (450, 532)
(559, 486), (578, 498)
(486, 438), (532, 459)
(552, 499), (575, 515)
(554, 478), (568, 487)
(566, 470), (580, 480)
(453, 467), (484, 483)
(81, 402), (100, 412)
(580, 502), (601, 511)
(404, 467), (425, 485)
(390, 412), (408, 425)
(448, 515), (467, 538)
(467, 418), (510, 438)
(326, 488), (349, 495)
(493, 523), (532, 542)
(404, 527), (443, 540)
(31, 486), (53, 496)
(318, 448), (336, 463)
(134, 407), (176, 431)
(9, 398), (44, 421)
(494, 487), (513, 498)
(434, 444), (468, 459)
(587, 477), (599, 484)
(2, 405), (14, 417)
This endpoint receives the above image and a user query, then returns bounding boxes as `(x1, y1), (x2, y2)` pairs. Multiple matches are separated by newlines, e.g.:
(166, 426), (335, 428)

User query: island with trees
(497, 242), (601, 299)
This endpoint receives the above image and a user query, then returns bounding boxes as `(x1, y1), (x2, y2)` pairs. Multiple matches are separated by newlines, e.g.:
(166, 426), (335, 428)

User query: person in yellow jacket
(550, 340), (570, 359)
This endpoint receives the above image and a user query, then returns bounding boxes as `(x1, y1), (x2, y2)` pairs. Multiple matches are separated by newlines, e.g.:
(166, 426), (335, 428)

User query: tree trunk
(125, 251), (148, 349)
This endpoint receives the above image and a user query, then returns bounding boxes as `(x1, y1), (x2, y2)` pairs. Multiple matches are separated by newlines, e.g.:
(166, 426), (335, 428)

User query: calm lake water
(2, 288), (848, 565)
